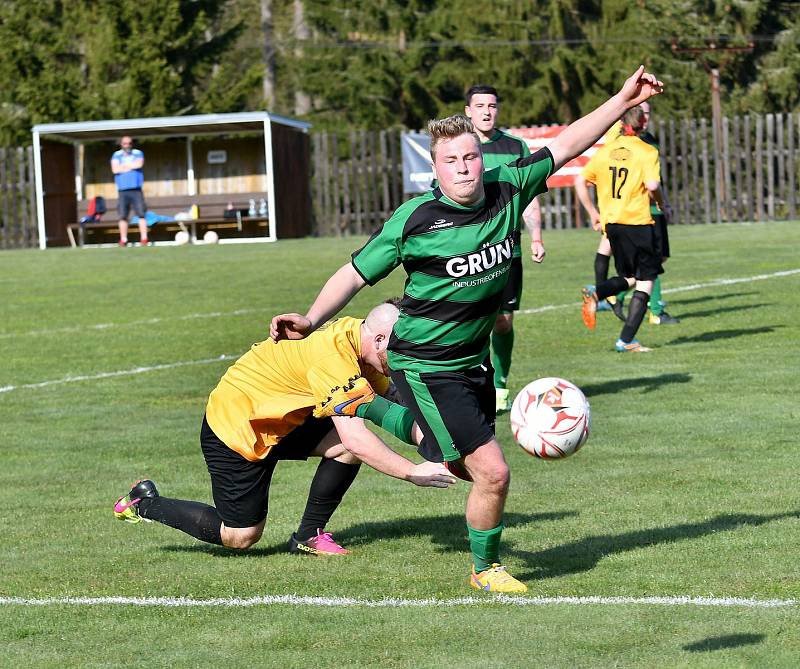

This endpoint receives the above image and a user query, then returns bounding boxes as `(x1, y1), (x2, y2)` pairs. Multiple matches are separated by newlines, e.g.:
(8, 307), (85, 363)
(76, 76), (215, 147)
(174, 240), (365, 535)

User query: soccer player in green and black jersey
(465, 85), (545, 414)
(271, 66), (664, 592)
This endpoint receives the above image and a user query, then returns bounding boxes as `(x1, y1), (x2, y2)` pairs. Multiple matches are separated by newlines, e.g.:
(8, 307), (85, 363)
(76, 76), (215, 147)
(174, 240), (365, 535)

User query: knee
(221, 527), (263, 550)
(476, 461), (510, 494)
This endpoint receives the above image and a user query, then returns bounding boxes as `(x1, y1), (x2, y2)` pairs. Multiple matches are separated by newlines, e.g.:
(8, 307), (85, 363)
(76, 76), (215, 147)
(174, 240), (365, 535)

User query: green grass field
(2, 221), (800, 668)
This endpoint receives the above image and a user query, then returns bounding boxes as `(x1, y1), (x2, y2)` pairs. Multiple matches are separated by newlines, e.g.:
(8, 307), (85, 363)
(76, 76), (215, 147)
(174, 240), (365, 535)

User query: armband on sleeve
(313, 376), (376, 418)
(355, 395), (416, 445)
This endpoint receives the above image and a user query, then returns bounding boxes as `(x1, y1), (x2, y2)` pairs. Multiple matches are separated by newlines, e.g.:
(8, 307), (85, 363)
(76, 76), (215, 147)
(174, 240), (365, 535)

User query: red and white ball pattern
(510, 377), (591, 459)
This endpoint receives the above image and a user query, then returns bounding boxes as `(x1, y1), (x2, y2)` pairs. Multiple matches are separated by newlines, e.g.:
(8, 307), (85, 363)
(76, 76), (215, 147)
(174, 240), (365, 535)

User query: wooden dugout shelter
(31, 112), (312, 248)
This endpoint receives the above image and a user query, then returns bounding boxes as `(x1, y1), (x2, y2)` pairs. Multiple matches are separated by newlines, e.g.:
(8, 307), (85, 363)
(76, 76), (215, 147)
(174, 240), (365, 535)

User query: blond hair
(428, 115), (479, 160)
(621, 106), (646, 134)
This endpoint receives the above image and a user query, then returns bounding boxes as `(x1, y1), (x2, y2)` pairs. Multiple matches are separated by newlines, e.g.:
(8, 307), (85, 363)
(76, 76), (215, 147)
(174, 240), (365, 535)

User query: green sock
(468, 522), (504, 572)
(649, 277), (662, 315)
(491, 329), (514, 389)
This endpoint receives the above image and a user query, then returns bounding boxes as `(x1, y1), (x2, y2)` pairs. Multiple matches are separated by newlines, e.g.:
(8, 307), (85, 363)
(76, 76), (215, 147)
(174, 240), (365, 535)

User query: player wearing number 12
(576, 105), (666, 352)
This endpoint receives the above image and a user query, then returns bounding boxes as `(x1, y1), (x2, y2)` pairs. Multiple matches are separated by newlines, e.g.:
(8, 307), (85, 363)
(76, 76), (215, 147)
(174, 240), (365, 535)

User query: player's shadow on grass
(158, 511), (577, 558)
(667, 291), (758, 307)
(581, 373), (692, 398)
(676, 303), (770, 320)
(683, 633), (766, 653)
(668, 326), (778, 346)
(330, 511), (578, 554)
(508, 510), (800, 581)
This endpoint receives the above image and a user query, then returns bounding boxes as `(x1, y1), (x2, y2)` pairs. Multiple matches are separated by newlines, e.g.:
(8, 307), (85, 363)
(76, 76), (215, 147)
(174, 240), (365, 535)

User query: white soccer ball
(174, 230), (190, 246)
(510, 377), (591, 459)
(203, 230), (219, 244)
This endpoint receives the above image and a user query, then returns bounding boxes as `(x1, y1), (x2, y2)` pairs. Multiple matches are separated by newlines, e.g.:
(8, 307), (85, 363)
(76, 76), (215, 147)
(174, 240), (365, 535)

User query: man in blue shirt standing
(111, 136), (148, 246)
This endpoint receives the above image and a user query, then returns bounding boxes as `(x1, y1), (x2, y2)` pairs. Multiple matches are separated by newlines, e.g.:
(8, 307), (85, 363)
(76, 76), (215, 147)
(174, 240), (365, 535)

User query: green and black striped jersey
(481, 130), (532, 258)
(351, 148), (553, 373)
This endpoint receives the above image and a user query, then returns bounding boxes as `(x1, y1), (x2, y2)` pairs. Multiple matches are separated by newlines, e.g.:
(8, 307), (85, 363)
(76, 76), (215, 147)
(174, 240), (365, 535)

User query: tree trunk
(293, 0), (311, 116)
(261, 0), (275, 108)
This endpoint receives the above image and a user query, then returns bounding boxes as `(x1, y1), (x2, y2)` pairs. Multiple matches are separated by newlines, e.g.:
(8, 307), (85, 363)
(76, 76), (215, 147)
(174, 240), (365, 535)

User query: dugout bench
(68, 193), (270, 247)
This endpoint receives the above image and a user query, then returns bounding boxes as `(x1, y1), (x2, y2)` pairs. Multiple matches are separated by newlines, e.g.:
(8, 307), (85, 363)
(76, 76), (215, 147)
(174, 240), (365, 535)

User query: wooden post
(732, 116), (742, 220)
(689, 118), (701, 224)
(27, 146), (36, 248)
(680, 119), (690, 223)
(0, 148), (8, 249)
(340, 138), (351, 235)
(350, 130), (362, 234)
(700, 119), (712, 224)
(379, 130), (390, 220)
(330, 132), (341, 235)
(722, 116), (732, 222)
(776, 113), (785, 219)
(744, 115), (754, 222)
(388, 129), (400, 209)
(766, 114), (775, 220)
(788, 113), (796, 220)
(755, 114), (764, 221)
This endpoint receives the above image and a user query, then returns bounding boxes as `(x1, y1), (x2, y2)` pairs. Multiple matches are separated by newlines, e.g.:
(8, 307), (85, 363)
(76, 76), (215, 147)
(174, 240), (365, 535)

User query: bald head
(364, 301), (400, 336)
(361, 301), (400, 375)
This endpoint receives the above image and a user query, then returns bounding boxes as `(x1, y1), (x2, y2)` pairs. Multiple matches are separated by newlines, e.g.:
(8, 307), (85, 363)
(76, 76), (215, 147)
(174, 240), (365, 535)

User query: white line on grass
(518, 267), (800, 315)
(0, 355), (237, 395)
(0, 308), (263, 340)
(0, 594), (795, 609)
(2, 267), (799, 395)
(3, 268), (798, 340)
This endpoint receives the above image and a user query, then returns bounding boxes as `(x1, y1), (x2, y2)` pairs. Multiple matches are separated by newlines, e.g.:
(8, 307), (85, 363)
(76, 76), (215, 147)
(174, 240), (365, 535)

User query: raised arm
(548, 66), (663, 172)
(270, 262), (366, 341)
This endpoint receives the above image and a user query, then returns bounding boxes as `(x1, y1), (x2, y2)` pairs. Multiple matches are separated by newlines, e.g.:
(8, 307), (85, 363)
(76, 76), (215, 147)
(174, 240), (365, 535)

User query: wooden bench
(68, 193), (269, 247)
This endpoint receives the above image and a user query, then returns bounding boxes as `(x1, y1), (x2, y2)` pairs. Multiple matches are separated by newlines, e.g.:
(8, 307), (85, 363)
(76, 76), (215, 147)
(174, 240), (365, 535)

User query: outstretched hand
(618, 65), (664, 109)
(270, 313), (312, 342)
(408, 461), (458, 488)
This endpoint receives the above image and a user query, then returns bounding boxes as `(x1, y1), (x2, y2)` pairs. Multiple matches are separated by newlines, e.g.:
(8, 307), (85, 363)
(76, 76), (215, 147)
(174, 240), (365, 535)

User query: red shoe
(140, 238), (150, 246)
(118, 239), (129, 247)
(581, 285), (598, 330)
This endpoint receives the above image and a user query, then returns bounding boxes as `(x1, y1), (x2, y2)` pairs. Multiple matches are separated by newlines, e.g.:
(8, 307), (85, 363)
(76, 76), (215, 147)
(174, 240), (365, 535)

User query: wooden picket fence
(1, 113), (798, 248)
(0, 146), (37, 249)
(310, 113), (800, 236)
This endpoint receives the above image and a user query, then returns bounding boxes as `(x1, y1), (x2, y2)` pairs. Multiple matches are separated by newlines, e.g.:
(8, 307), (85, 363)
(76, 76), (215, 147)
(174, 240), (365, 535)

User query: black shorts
(390, 365), (495, 463)
(200, 414), (334, 528)
(605, 223), (663, 282)
(498, 257), (523, 313)
(117, 189), (147, 220)
(652, 212), (670, 259)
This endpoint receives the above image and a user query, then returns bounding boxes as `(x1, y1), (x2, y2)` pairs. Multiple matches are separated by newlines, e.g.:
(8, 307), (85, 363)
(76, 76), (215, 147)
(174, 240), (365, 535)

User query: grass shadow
(676, 303), (771, 320)
(582, 373), (692, 398)
(668, 326), (778, 346)
(667, 291), (759, 307)
(508, 511), (800, 581)
(683, 633), (766, 652)
(159, 511), (578, 558)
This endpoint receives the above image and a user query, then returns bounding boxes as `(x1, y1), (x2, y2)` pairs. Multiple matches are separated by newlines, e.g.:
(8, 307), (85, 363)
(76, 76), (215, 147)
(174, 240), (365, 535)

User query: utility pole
(671, 38), (753, 220)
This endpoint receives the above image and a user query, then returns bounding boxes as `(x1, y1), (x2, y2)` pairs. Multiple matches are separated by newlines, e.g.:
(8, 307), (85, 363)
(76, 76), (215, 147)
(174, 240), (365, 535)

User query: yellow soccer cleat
(495, 388), (510, 415)
(470, 563), (527, 593)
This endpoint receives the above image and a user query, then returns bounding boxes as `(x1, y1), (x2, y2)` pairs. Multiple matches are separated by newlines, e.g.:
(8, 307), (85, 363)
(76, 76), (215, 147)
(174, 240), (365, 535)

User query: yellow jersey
(581, 134), (660, 227)
(206, 317), (389, 462)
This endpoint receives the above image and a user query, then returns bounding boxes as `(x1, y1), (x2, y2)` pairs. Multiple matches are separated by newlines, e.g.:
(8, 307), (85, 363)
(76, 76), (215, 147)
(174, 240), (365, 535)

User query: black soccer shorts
(605, 223), (664, 282)
(200, 414), (334, 528)
(498, 256), (524, 313)
(390, 364), (496, 463)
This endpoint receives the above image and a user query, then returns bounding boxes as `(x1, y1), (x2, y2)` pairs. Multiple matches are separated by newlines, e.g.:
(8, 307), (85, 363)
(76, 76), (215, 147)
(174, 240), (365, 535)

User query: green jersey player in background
(465, 84), (545, 414)
(271, 67), (663, 593)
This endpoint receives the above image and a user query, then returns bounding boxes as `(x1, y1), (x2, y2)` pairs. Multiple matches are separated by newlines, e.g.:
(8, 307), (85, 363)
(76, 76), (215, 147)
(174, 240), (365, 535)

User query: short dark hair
(465, 85), (500, 106)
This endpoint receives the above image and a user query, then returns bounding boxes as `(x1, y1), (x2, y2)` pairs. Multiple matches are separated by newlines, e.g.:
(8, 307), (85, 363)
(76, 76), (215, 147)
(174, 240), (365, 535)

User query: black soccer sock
(596, 276), (630, 302)
(594, 253), (610, 286)
(138, 496), (223, 545)
(620, 290), (650, 342)
(295, 459), (361, 540)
